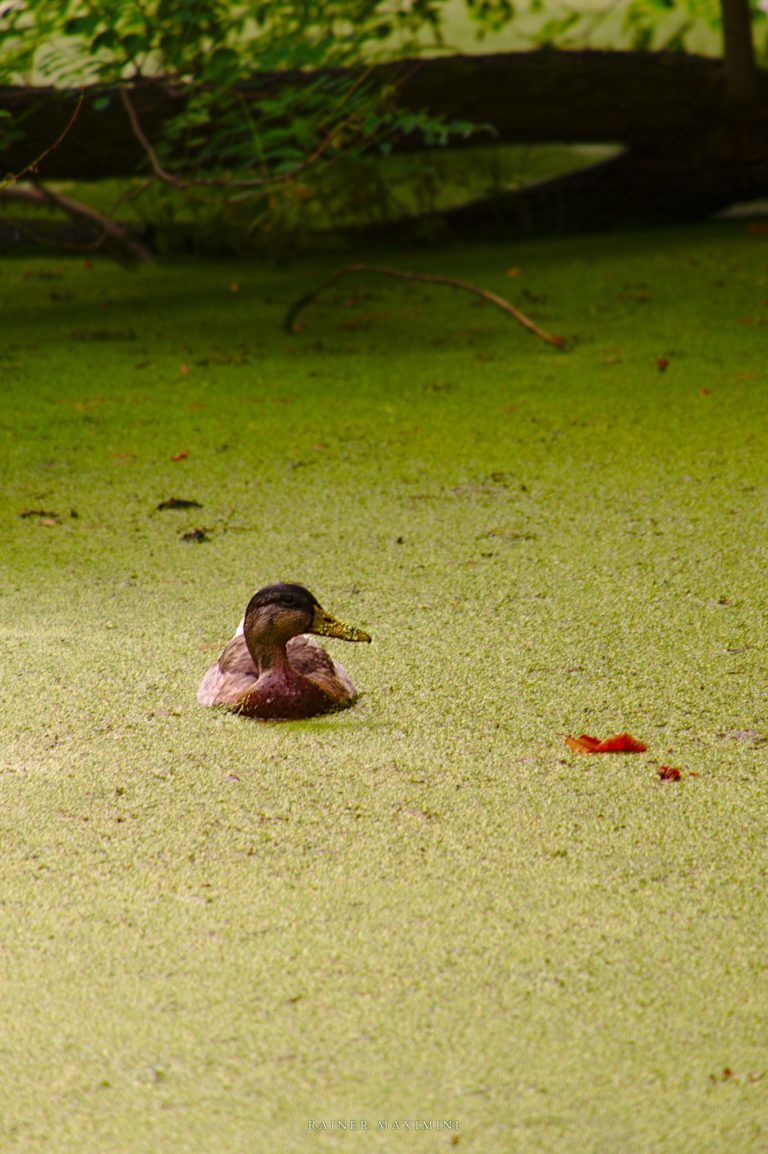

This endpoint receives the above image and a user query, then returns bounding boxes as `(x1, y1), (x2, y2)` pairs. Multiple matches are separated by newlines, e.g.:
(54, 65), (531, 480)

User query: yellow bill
(310, 604), (371, 643)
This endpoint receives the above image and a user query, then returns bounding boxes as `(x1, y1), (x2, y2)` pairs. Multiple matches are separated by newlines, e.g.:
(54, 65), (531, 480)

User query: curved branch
(283, 263), (565, 348)
(119, 87), (177, 183)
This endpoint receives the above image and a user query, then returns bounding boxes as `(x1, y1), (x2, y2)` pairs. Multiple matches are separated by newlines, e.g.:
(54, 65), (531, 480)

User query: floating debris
(156, 497), (202, 511)
(20, 508), (60, 520)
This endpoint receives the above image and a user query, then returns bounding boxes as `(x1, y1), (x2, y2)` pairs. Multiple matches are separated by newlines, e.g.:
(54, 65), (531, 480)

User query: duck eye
(282, 594), (296, 606)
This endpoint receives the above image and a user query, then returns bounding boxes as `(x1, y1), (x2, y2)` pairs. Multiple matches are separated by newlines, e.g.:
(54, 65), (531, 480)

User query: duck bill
(310, 605), (371, 643)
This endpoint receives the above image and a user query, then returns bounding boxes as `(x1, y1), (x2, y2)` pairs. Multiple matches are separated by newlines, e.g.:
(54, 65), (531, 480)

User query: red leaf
(565, 734), (603, 754)
(656, 357), (669, 372)
(565, 732), (647, 754)
(657, 765), (682, 781)
(170, 450), (189, 461)
(594, 733), (648, 753)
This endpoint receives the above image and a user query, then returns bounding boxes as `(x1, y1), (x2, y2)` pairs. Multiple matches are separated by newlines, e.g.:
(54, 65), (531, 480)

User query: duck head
(243, 582), (371, 662)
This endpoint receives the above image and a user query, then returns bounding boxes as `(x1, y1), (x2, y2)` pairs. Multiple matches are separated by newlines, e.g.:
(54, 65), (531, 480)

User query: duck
(197, 582), (371, 720)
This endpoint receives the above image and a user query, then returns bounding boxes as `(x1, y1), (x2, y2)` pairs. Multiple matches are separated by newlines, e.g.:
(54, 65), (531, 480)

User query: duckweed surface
(1, 224), (766, 1154)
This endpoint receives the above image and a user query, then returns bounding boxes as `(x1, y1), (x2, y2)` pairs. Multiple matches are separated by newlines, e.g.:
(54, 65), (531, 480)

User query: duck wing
(197, 632), (258, 707)
(287, 635), (357, 706)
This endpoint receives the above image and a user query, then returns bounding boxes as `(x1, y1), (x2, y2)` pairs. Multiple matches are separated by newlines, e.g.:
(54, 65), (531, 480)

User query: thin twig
(107, 176), (155, 216)
(283, 263), (565, 348)
(119, 88), (179, 183)
(1, 91), (85, 190)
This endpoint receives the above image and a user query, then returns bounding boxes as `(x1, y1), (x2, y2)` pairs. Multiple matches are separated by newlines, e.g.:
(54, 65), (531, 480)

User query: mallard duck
(197, 582), (371, 720)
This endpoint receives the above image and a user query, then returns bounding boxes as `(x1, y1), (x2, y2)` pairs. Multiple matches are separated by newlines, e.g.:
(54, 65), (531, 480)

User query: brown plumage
(197, 582), (371, 720)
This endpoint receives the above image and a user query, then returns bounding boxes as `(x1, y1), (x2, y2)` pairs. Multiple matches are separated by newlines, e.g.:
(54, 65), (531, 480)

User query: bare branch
(0, 181), (154, 263)
(283, 263), (565, 348)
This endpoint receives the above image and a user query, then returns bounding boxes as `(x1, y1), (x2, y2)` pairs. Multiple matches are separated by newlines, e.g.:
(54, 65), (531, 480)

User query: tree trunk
(721, 0), (758, 105)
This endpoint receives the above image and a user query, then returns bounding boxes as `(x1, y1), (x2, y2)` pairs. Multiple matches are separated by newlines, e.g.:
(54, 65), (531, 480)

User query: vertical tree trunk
(721, 0), (757, 104)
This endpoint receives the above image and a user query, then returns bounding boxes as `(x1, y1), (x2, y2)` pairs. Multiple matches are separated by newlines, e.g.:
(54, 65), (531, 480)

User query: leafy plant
(1, 2), (458, 198)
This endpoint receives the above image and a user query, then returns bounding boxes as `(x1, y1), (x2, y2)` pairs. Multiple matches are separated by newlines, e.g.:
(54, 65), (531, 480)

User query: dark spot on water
(20, 508), (59, 520)
(71, 328), (137, 342)
(156, 497), (203, 511)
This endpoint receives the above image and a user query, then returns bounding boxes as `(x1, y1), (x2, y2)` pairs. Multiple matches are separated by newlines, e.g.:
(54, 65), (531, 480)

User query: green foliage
(466, 0), (516, 36)
(443, 0), (766, 57)
(1, 0), (461, 202)
(513, 0), (766, 56)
